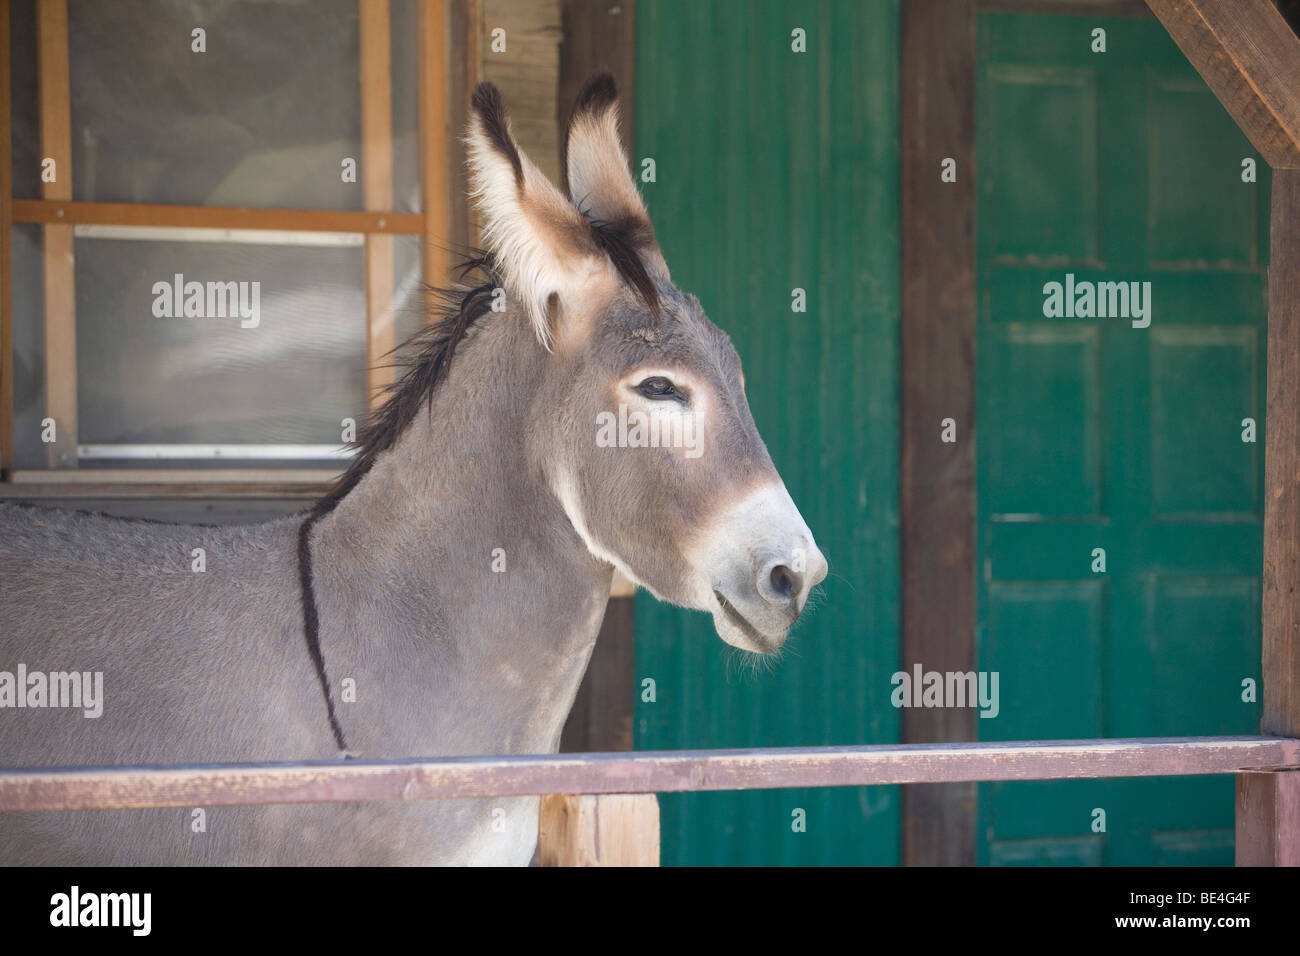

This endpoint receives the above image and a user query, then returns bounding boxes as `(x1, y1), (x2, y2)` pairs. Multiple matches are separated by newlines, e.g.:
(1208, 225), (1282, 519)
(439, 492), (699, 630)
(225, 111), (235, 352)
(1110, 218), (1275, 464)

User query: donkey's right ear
(467, 82), (602, 349)
(562, 72), (651, 229)
(562, 71), (667, 283)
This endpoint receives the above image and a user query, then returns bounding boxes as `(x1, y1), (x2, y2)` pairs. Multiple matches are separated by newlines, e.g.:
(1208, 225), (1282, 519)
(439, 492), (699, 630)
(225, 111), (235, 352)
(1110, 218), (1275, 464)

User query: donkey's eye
(635, 376), (687, 403)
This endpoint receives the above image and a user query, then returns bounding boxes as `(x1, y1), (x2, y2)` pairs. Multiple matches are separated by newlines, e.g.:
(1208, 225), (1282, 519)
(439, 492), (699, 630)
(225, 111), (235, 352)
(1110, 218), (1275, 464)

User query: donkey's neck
(308, 314), (613, 758)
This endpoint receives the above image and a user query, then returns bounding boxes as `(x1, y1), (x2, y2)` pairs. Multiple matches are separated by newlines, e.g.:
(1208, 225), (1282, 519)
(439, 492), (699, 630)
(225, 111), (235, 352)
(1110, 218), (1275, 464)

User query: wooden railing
(3, 735), (1297, 866)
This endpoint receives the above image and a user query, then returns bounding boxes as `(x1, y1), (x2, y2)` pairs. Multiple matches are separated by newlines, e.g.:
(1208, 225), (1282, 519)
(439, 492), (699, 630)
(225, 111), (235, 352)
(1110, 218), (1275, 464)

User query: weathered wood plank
(2, 737), (1296, 813)
(558, 0), (635, 162)
(3, 467), (340, 485)
(361, 0), (395, 217)
(35, 0), (70, 206)
(0, 0), (13, 474)
(1147, 0), (1300, 168)
(481, 0), (562, 184)
(1264, 168), (1300, 740)
(537, 793), (659, 866)
(1, 469), (337, 498)
(11, 200), (423, 234)
(442, 0), (475, 264)
(900, 0), (978, 869)
(37, 0), (75, 469)
(1235, 769), (1300, 865)
(419, 0), (453, 312)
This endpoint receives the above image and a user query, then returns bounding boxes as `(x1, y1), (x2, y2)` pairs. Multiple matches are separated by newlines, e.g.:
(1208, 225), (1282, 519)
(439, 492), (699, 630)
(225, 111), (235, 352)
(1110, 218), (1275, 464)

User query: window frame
(0, 0), (464, 496)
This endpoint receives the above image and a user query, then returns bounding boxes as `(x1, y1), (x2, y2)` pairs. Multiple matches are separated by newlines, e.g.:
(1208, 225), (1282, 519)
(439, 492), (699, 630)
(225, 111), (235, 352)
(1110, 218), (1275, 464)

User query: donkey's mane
(312, 254), (500, 515)
(314, 222), (660, 515)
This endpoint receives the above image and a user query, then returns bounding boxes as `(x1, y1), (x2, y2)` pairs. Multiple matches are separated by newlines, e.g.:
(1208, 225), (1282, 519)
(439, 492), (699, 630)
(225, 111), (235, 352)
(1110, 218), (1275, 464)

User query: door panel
(976, 12), (1268, 866)
(633, 0), (902, 866)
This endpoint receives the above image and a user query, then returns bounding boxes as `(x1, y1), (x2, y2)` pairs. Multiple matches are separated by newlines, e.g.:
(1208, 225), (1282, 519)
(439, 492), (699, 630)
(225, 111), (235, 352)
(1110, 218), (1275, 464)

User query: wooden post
(361, 0), (396, 406)
(37, 0), (76, 468)
(560, 597), (635, 753)
(536, 793), (659, 866)
(899, 0), (977, 867)
(1236, 769), (1300, 866)
(1263, 168), (1300, 743)
(1241, 167), (1300, 866)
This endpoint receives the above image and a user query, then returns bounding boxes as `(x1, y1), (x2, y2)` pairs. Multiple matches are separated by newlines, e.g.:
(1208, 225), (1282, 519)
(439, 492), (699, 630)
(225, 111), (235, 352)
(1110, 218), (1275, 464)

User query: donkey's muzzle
(711, 543), (828, 653)
(695, 481), (829, 653)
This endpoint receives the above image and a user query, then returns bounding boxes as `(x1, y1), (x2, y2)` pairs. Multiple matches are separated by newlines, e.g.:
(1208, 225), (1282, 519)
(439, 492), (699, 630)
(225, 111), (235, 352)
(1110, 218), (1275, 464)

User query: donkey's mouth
(713, 590), (782, 654)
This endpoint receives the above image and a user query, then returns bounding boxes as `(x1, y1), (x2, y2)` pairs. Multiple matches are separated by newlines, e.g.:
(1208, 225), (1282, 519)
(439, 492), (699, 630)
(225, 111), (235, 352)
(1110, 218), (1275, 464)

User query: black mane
(311, 254), (501, 516)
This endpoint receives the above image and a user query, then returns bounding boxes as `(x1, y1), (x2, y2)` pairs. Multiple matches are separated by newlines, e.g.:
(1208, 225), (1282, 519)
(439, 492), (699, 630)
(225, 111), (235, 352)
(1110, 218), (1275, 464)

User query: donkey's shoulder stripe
(296, 512), (350, 755)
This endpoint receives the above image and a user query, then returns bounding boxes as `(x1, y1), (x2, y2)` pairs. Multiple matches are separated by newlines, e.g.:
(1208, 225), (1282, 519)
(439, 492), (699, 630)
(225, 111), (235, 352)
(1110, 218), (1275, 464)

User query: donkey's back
(0, 504), (538, 865)
(0, 503), (310, 761)
(0, 503), (329, 863)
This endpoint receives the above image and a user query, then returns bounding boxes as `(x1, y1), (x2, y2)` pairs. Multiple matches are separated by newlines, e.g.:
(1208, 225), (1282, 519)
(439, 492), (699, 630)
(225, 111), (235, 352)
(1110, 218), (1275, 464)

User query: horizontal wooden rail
(2, 736), (1297, 813)
(0, 469), (340, 499)
(12, 200), (424, 235)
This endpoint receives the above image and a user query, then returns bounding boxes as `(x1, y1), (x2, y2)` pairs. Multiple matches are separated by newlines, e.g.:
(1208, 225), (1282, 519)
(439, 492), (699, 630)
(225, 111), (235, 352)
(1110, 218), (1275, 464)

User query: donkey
(0, 74), (828, 865)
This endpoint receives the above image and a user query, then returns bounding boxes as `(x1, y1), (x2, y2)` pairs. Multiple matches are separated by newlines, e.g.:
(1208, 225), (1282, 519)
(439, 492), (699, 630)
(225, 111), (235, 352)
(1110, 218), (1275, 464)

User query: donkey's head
(467, 73), (827, 654)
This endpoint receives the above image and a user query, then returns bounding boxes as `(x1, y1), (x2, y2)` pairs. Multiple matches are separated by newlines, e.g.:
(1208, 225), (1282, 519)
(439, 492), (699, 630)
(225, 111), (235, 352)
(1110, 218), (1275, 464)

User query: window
(2, 0), (458, 481)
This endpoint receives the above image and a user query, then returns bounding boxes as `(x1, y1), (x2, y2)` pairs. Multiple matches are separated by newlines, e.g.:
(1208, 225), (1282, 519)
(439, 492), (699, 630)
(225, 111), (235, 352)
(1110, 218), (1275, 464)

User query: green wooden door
(633, 0), (901, 865)
(976, 12), (1268, 865)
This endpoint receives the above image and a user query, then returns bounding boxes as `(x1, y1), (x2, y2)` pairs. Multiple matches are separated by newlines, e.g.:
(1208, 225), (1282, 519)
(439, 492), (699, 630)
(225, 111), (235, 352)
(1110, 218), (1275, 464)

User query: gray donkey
(0, 74), (828, 865)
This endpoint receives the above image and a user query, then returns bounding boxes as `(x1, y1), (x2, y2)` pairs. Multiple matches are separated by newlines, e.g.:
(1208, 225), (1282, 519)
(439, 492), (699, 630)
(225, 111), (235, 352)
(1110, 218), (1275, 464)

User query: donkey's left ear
(467, 82), (606, 349)
(563, 72), (667, 276)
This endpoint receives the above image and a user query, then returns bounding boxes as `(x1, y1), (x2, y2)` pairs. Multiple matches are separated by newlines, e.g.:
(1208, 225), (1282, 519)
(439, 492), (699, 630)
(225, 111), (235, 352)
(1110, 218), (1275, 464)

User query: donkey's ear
(563, 72), (659, 252)
(467, 82), (602, 348)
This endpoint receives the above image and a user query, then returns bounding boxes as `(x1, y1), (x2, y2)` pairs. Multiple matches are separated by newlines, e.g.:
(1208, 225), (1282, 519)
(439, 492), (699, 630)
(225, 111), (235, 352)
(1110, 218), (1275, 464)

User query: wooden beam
(0, 0), (14, 474)
(1235, 769), (1300, 865)
(37, 0), (75, 468)
(12, 200), (423, 234)
(554, 0), (640, 733)
(1147, 0), (1300, 168)
(1264, 168), (1300, 739)
(361, 0), (396, 406)
(899, 0), (977, 868)
(536, 793), (659, 866)
(1, 737), (1296, 812)
(419, 0), (452, 313)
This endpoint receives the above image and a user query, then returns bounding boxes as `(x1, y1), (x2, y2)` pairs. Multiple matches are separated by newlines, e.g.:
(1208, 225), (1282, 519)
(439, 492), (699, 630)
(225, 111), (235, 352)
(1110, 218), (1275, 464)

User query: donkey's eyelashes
(634, 376), (688, 403)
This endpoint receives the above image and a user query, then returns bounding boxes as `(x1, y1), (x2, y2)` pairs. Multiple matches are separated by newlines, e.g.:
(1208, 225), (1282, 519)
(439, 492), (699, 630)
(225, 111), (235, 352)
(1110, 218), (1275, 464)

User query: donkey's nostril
(769, 564), (797, 602)
(755, 554), (813, 620)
